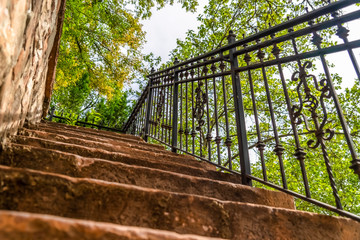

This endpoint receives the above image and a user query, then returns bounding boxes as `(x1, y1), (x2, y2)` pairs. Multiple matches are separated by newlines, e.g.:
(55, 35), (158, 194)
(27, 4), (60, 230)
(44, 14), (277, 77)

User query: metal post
(49, 106), (55, 122)
(171, 58), (180, 152)
(227, 31), (252, 186)
(144, 68), (155, 142)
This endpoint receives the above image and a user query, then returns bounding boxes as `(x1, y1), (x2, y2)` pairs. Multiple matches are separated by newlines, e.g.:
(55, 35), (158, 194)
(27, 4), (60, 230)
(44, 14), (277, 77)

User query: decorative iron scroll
(193, 81), (207, 131)
(155, 88), (165, 125)
(291, 60), (341, 209)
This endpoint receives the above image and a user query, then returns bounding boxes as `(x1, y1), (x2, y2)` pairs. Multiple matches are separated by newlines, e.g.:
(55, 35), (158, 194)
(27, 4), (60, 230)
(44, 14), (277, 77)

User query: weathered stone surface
(0, 143), (294, 209)
(3, 142), (242, 184)
(0, 0), (65, 142)
(13, 135), (218, 173)
(28, 125), (167, 153)
(42, 121), (144, 141)
(38, 121), (150, 144)
(0, 166), (359, 239)
(0, 211), (222, 240)
(1, 122), (359, 239)
(17, 127), (216, 171)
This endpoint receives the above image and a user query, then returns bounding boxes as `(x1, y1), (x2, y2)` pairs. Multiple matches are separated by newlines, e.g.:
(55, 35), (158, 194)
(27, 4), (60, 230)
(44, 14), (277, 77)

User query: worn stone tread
(0, 211), (223, 240)
(41, 120), (143, 141)
(1, 143), (242, 185)
(12, 135), (217, 172)
(22, 126), (168, 153)
(33, 122), (160, 150)
(20, 127), (165, 153)
(17, 128), (215, 171)
(1, 166), (359, 239)
(0, 143), (293, 208)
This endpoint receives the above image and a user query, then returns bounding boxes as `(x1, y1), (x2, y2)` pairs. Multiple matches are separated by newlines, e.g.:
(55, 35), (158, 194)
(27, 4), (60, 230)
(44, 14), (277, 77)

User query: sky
(140, 0), (208, 64)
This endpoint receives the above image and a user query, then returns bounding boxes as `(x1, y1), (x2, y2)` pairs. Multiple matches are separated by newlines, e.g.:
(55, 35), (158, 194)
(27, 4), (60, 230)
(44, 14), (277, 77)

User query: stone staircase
(0, 121), (359, 239)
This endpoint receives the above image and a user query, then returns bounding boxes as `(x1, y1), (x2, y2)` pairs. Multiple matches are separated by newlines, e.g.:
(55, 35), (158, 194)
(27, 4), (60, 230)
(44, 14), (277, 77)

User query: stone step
(42, 120), (143, 141)
(1, 166), (359, 239)
(0, 211), (221, 240)
(1, 143), (242, 184)
(22, 126), (167, 153)
(12, 135), (217, 172)
(34, 122), (157, 150)
(0, 143), (293, 208)
(17, 128), (215, 171)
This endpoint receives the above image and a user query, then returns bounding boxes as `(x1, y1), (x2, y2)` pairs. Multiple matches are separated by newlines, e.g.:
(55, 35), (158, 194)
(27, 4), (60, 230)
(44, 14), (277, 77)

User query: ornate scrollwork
(193, 81), (207, 131)
(291, 61), (335, 148)
(155, 88), (165, 124)
(291, 59), (342, 208)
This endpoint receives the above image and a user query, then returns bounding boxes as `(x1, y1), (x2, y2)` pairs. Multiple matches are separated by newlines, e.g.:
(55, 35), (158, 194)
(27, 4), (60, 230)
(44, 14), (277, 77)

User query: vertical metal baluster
(186, 65), (194, 152)
(310, 23), (347, 208)
(49, 107), (55, 121)
(137, 114), (140, 135)
(244, 43), (267, 181)
(156, 85), (163, 139)
(169, 71), (173, 145)
(289, 26), (312, 198)
(205, 61), (212, 161)
(169, 71), (174, 145)
(218, 60), (227, 166)
(152, 81), (156, 137)
(144, 69), (155, 142)
(131, 118), (136, 135)
(198, 63), (203, 158)
(164, 74), (169, 143)
(332, 11), (360, 178)
(150, 80), (158, 137)
(134, 115), (137, 134)
(179, 69), (184, 151)
(134, 117), (137, 134)
(75, 113), (80, 126)
(84, 114), (88, 128)
(257, 39), (287, 189)
(156, 79), (160, 138)
(151, 82), (157, 137)
(165, 74), (170, 142)
(140, 102), (144, 137)
(171, 59), (180, 152)
(143, 100), (147, 135)
(158, 77), (164, 140)
(156, 76), (159, 139)
(228, 31), (252, 184)
(141, 102), (145, 136)
(161, 75), (165, 141)
(332, 11), (360, 81)
(161, 78), (166, 141)
(191, 71), (196, 154)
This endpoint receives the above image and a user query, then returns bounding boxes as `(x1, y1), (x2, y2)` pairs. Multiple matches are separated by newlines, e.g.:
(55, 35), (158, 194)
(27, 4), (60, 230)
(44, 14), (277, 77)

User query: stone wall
(0, 0), (65, 142)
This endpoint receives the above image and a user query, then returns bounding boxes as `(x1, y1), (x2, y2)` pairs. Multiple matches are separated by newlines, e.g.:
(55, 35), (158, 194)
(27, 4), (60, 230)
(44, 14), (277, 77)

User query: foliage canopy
(52, 0), (198, 125)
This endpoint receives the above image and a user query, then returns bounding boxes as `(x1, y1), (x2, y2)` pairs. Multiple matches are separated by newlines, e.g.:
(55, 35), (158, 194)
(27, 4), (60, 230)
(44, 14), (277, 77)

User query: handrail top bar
(147, 0), (359, 78)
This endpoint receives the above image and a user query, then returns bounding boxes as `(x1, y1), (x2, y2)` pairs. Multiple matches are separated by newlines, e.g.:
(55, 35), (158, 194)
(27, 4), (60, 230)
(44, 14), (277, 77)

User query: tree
(51, 0), (199, 126)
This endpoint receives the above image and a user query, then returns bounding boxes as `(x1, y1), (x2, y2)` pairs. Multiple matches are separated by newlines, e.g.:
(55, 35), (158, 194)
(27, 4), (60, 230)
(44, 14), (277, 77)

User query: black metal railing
(122, 0), (360, 221)
(47, 107), (123, 132)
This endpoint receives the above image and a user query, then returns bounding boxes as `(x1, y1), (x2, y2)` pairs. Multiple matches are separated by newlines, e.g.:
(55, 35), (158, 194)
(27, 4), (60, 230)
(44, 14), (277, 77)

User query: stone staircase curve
(0, 121), (359, 239)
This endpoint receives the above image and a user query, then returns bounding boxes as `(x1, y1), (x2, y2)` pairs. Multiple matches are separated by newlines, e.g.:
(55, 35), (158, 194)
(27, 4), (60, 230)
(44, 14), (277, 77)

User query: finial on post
(151, 67), (155, 74)
(174, 58), (179, 65)
(227, 30), (236, 44)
